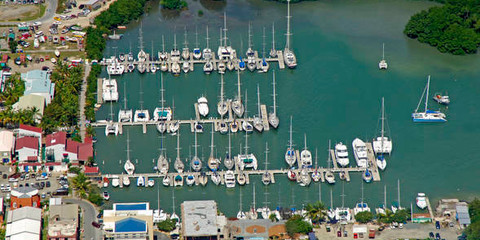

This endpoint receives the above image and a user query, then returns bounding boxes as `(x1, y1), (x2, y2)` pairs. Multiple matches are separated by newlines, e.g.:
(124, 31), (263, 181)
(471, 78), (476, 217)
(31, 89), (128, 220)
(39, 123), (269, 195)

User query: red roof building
(45, 132), (67, 147)
(84, 166), (99, 175)
(15, 136), (39, 162)
(78, 142), (93, 161)
(45, 132), (67, 162)
(19, 124), (42, 133)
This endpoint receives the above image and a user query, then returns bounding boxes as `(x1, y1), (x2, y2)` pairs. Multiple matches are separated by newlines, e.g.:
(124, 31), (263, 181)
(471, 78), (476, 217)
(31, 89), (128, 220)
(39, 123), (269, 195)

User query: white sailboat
(257, 187), (271, 220)
(261, 142), (271, 186)
(391, 179), (403, 213)
(224, 131), (234, 170)
(231, 70), (245, 117)
(237, 128), (258, 170)
(300, 134), (312, 168)
(158, 35), (167, 61)
(203, 26), (214, 74)
(155, 74), (172, 133)
(157, 134), (169, 175)
(325, 140), (335, 184)
(253, 84), (264, 132)
(412, 76), (446, 122)
(269, 22), (277, 58)
(237, 189), (247, 219)
(122, 176), (130, 187)
(283, 0), (297, 68)
(105, 101), (118, 136)
(182, 27), (190, 60)
(111, 176), (119, 188)
(193, 26), (202, 59)
(352, 138), (368, 168)
(247, 184), (258, 219)
(373, 97), (393, 156)
(137, 176), (145, 187)
(241, 90), (254, 133)
(311, 148), (321, 182)
(334, 142), (349, 167)
(353, 181), (371, 216)
(171, 33), (181, 76)
(137, 26), (147, 74)
(217, 12), (235, 62)
(285, 116), (296, 167)
(169, 99), (180, 133)
(375, 185), (388, 215)
(191, 131), (202, 172)
(298, 168), (311, 187)
(123, 132), (135, 175)
(134, 81), (150, 122)
(174, 133), (184, 173)
(260, 27), (269, 73)
(246, 22), (256, 72)
(118, 82), (133, 122)
(378, 43), (388, 70)
(207, 125), (220, 171)
(217, 74), (228, 117)
(268, 71), (279, 128)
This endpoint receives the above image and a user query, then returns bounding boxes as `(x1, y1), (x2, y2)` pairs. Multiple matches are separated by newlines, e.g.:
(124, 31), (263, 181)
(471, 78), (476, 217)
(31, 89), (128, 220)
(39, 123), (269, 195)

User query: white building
(0, 130), (14, 163)
(45, 131), (67, 162)
(16, 124), (42, 146)
(21, 69), (55, 105)
(14, 136), (39, 162)
(103, 202), (154, 240)
(5, 206), (42, 240)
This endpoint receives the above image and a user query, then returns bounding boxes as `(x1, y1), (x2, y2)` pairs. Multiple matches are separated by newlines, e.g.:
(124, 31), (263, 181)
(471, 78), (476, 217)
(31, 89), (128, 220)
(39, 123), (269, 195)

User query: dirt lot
(0, 4), (43, 21)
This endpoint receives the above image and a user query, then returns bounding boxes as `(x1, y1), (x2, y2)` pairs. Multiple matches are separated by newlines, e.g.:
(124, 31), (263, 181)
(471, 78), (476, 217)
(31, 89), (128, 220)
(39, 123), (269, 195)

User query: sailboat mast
(223, 12), (228, 47)
(206, 26), (210, 49)
(195, 26), (199, 48)
(285, 0), (292, 50)
(318, 178), (322, 202)
(330, 188), (333, 209)
(257, 84), (261, 117)
(327, 140), (331, 168)
(361, 180), (364, 205)
(172, 189), (176, 214)
(194, 131), (198, 158)
(272, 22), (276, 51)
(174, 33), (177, 50)
(248, 22), (252, 49)
(253, 183), (256, 210)
(289, 116), (293, 149)
(262, 27), (266, 58)
(237, 70), (242, 102)
(314, 148), (318, 168)
(162, 35), (165, 52)
(139, 24), (144, 51)
(126, 130), (131, 161)
(239, 188), (243, 212)
(304, 134), (307, 151)
(184, 27), (188, 48)
(160, 73), (165, 110)
(265, 142), (269, 170)
(176, 133), (180, 159)
(381, 97), (385, 149)
(219, 28), (222, 47)
(123, 82), (127, 110)
(210, 124), (215, 157)
(228, 131), (232, 158)
(220, 74), (225, 102)
(384, 185), (387, 209)
(425, 75), (430, 111)
(272, 71), (277, 115)
(397, 179), (401, 208)
(382, 43), (385, 60)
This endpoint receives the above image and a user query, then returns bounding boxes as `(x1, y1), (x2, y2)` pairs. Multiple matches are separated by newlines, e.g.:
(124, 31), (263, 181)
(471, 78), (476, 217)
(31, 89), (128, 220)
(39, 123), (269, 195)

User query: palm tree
(71, 173), (91, 199)
(304, 201), (327, 225)
(269, 213), (278, 222)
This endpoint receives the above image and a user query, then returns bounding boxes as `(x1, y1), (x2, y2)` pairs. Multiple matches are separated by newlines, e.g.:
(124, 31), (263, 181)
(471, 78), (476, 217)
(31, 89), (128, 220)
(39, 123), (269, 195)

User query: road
(0, 0), (58, 25)
(79, 62), (90, 141)
(64, 198), (102, 240)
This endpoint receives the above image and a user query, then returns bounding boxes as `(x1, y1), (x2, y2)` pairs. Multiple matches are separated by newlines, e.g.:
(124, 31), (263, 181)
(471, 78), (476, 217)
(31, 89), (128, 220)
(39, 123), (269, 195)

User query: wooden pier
(260, 104), (270, 131)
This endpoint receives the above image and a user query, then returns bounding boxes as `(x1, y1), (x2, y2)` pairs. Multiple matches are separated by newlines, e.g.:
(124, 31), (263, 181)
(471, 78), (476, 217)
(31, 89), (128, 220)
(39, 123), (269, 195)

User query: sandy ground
(313, 222), (461, 240)
(0, 4), (41, 21)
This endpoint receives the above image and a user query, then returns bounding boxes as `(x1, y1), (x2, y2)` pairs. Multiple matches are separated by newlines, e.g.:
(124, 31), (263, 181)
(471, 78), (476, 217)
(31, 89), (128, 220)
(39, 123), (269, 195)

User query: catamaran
(232, 70), (245, 117)
(237, 129), (258, 170)
(373, 97), (391, 170)
(217, 12), (236, 63)
(102, 78), (119, 102)
(268, 71), (279, 128)
(217, 74), (228, 117)
(207, 125), (220, 171)
(118, 82), (133, 122)
(155, 74), (172, 133)
(174, 133), (184, 173)
(379, 43), (388, 70)
(352, 138), (368, 168)
(335, 183), (352, 224)
(133, 81), (149, 122)
(283, 0), (297, 68)
(253, 84), (264, 132)
(285, 116), (296, 167)
(353, 181), (371, 215)
(300, 134), (312, 168)
(412, 75), (447, 122)
(335, 142), (349, 167)
(191, 131), (202, 172)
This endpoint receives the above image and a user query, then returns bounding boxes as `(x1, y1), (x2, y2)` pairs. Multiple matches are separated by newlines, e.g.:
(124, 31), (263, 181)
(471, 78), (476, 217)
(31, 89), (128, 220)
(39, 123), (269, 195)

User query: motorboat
(285, 116), (296, 167)
(122, 176), (130, 186)
(162, 176), (170, 187)
(352, 138), (368, 168)
(230, 120), (239, 133)
(103, 191), (110, 201)
(217, 61), (226, 74)
(416, 193), (427, 209)
(169, 121), (180, 133)
(218, 120), (228, 134)
(287, 169), (296, 181)
(171, 61), (181, 76)
(112, 176), (119, 187)
(379, 43), (388, 70)
(124, 159), (135, 175)
(193, 48), (201, 59)
(160, 61), (168, 72)
(311, 169), (321, 182)
(197, 96), (209, 117)
(174, 175), (183, 187)
(103, 177), (109, 188)
(412, 76), (446, 122)
(194, 121), (203, 133)
(242, 120), (253, 133)
(300, 134), (312, 168)
(203, 61), (213, 74)
(224, 170), (236, 188)
(182, 61), (190, 73)
(433, 93), (450, 105)
(54, 49), (60, 57)
(325, 170), (335, 184)
(185, 175), (195, 186)
(127, 63), (135, 72)
(148, 179), (155, 187)
(377, 155), (387, 171)
(335, 142), (350, 167)
(137, 176), (145, 187)
(363, 169), (373, 183)
(373, 97), (393, 155)
(134, 110), (150, 122)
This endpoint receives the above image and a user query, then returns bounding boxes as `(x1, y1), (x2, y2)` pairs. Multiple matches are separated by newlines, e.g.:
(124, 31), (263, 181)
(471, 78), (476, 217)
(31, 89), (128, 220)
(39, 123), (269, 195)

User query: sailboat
(157, 133), (169, 175)
(285, 116), (296, 167)
(217, 12), (235, 62)
(241, 89), (253, 133)
(378, 43), (388, 70)
(155, 74), (172, 133)
(217, 74), (228, 117)
(283, 0), (297, 68)
(270, 22), (277, 58)
(311, 148), (321, 182)
(257, 187), (271, 219)
(134, 81), (150, 122)
(169, 99), (180, 133)
(171, 190), (179, 220)
(353, 181), (371, 216)
(193, 26), (202, 59)
(237, 128), (258, 170)
(335, 182), (352, 224)
(297, 168), (311, 187)
(203, 26), (214, 74)
(174, 133), (184, 173)
(412, 75), (446, 122)
(105, 101), (118, 136)
(217, 28), (226, 74)
(137, 26), (147, 74)
(150, 41), (157, 73)
(248, 184), (258, 219)
(373, 97), (391, 170)
(122, 175), (130, 187)
(237, 189), (247, 219)
(224, 131), (234, 170)
(325, 140), (335, 184)
(207, 124), (220, 171)
(123, 131), (135, 175)
(391, 179), (403, 213)
(158, 35), (167, 61)
(191, 131), (202, 172)
(182, 27), (190, 60)
(231, 70), (245, 117)
(118, 82), (133, 122)
(268, 71), (279, 128)
(375, 185), (388, 215)
(171, 33), (181, 76)
(327, 189), (336, 220)
(253, 84), (264, 132)
(300, 134), (312, 168)
(246, 22), (256, 72)
(262, 142), (271, 185)
(260, 27), (269, 73)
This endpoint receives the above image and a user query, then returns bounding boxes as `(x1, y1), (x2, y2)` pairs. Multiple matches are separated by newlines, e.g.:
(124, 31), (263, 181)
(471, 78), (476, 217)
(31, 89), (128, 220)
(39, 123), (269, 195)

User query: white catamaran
(283, 0), (297, 68)
(412, 75), (446, 123)
(378, 43), (388, 70)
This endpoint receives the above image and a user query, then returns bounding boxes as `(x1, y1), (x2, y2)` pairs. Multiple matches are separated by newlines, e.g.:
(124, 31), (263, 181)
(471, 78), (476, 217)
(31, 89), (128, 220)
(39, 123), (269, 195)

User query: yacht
(197, 96), (209, 117)
(102, 78), (119, 102)
(373, 97), (393, 155)
(378, 43), (388, 70)
(160, 61), (168, 72)
(224, 170), (236, 188)
(253, 85), (264, 132)
(238, 57), (246, 71)
(103, 191), (110, 201)
(174, 133), (184, 173)
(207, 125), (220, 171)
(111, 176), (119, 188)
(185, 175), (195, 186)
(232, 71), (245, 117)
(137, 176), (145, 187)
(122, 176), (130, 186)
(118, 83), (133, 123)
(217, 74), (228, 117)
(412, 76), (446, 122)
(182, 61), (190, 73)
(171, 61), (181, 76)
(194, 121), (203, 133)
(283, 0), (297, 68)
(285, 116), (296, 167)
(191, 131), (202, 172)
(182, 27), (190, 60)
(335, 142), (350, 167)
(300, 134), (312, 168)
(352, 138), (368, 168)
(268, 71), (279, 128)
(203, 60), (213, 74)
(193, 27), (202, 59)
(174, 175), (183, 187)
(224, 132), (234, 170)
(416, 193), (427, 209)
(287, 169), (297, 181)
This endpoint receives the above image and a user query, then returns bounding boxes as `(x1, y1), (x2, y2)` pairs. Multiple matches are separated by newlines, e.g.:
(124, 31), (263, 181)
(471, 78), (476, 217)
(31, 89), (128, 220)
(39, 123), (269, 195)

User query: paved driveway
(64, 198), (102, 240)
(0, 0), (58, 25)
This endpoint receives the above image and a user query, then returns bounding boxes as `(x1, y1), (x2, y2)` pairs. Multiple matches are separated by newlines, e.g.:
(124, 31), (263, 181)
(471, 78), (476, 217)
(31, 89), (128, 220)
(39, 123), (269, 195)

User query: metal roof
(21, 70), (54, 97)
(182, 200), (218, 237)
(456, 205), (471, 225)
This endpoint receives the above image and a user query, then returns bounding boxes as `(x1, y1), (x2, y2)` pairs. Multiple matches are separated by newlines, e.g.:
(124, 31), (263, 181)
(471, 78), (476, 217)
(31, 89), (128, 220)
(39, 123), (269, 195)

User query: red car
(337, 231), (341, 237)
(91, 221), (101, 228)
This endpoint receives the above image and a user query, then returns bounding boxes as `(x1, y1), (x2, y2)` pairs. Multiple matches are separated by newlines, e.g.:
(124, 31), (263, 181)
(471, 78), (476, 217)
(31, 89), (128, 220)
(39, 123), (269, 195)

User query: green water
(95, 0), (480, 215)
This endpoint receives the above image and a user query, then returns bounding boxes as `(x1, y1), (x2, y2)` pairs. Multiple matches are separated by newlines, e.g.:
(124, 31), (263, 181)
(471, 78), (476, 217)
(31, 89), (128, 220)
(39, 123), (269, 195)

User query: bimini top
(114, 203), (148, 211)
(115, 217), (147, 233)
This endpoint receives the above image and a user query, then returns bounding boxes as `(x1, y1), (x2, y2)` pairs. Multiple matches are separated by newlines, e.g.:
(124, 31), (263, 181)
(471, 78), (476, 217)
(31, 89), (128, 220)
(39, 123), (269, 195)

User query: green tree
(376, 209), (395, 224)
(392, 209), (410, 223)
(9, 40), (17, 53)
(285, 215), (313, 238)
(160, 0), (187, 10)
(465, 198), (480, 240)
(304, 201), (326, 224)
(355, 211), (374, 223)
(269, 213), (279, 222)
(157, 219), (177, 232)
(88, 192), (103, 206)
(71, 173), (91, 198)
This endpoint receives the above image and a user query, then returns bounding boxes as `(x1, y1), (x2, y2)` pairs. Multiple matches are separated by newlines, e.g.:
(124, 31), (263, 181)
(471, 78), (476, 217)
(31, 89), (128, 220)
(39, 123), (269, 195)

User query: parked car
(91, 221), (101, 228)
(429, 232), (435, 238)
(46, 181), (51, 188)
(436, 221), (441, 229)
(436, 233), (441, 240)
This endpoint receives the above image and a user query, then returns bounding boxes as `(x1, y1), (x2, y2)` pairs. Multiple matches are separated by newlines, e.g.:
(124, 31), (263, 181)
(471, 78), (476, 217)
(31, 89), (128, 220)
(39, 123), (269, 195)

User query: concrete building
(14, 136), (39, 162)
(5, 206), (42, 240)
(48, 204), (79, 240)
(21, 69), (55, 105)
(45, 131), (67, 162)
(103, 202), (154, 240)
(16, 124), (42, 146)
(181, 200), (227, 240)
(0, 130), (14, 163)
(12, 94), (45, 123)
(10, 186), (41, 209)
(226, 219), (287, 240)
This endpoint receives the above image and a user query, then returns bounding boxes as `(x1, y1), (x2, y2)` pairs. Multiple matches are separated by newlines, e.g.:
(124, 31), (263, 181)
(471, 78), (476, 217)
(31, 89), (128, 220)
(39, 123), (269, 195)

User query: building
(12, 94), (45, 123)
(16, 124), (42, 146)
(227, 219), (287, 240)
(48, 204), (79, 240)
(78, 141), (93, 163)
(412, 213), (432, 223)
(81, 0), (103, 10)
(45, 131), (67, 162)
(0, 198), (5, 225)
(0, 130), (14, 163)
(21, 70), (55, 105)
(10, 186), (41, 209)
(181, 200), (227, 240)
(456, 202), (471, 228)
(103, 202), (154, 240)
(5, 206), (42, 240)
(14, 136), (39, 162)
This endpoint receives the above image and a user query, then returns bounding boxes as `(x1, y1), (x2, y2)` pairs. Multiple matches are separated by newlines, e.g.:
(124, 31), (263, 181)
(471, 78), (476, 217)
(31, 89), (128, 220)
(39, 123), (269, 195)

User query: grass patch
(21, 4), (46, 21)
(56, 0), (67, 14)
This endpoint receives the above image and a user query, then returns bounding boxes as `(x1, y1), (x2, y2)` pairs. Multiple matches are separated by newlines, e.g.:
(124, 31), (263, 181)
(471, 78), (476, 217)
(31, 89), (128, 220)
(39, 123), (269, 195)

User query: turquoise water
(95, 0), (480, 215)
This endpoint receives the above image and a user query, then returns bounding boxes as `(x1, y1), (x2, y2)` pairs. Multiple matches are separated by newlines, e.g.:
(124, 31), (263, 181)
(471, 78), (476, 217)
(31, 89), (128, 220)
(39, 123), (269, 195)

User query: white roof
(182, 200), (218, 237)
(6, 207), (41, 240)
(0, 131), (14, 152)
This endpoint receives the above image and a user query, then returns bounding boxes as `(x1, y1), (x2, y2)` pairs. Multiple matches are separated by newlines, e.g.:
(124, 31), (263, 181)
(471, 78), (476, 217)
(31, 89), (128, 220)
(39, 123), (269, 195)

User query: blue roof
(115, 217), (146, 233)
(21, 70), (54, 97)
(115, 203), (147, 211)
